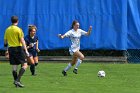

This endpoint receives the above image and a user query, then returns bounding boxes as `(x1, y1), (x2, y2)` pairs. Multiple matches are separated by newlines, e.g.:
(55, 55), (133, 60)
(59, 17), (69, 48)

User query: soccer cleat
(73, 69), (78, 74)
(62, 70), (67, 76)
(14, 81), (24, 88)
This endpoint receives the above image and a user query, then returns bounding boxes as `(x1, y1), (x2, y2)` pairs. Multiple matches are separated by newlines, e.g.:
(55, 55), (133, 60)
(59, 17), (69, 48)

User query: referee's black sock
(30, 64), (35, 75)
(16, 68), (25, 82)
(12, 71), (17, 81)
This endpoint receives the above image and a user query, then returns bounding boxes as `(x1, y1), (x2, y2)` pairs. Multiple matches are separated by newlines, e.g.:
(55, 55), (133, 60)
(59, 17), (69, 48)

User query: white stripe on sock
(75, 59), (82, 69)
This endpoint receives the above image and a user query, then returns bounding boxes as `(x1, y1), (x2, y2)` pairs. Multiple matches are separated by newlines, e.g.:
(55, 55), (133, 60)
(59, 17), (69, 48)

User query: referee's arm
(20, 37), (29, 56)
(4, 31), (8, 50)
(4, 38), (8, 51)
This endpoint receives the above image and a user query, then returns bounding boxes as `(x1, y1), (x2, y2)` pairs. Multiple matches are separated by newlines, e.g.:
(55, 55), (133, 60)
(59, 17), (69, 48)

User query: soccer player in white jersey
(58, 20), (92, 76)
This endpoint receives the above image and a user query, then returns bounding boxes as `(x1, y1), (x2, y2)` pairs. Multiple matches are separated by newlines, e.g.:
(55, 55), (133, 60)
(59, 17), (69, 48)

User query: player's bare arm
(86, 26), (92, 35)
(36, 40), (40, 52)
(58, 34), (66, 39)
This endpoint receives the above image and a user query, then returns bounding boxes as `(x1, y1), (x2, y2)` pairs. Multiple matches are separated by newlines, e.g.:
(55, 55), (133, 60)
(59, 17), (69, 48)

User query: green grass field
(1, 62), (140, 93)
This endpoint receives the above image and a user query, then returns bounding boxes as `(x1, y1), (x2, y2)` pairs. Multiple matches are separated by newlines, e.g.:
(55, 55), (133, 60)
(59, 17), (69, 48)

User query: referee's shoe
(14, 81), (24, 88)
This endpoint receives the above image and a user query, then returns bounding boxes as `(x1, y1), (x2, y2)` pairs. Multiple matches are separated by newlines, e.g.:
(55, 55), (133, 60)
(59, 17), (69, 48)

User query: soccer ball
(98, 70), (106, 77)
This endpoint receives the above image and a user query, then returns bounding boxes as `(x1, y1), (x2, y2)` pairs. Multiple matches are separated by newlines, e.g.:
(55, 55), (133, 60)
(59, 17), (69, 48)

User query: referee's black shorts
(8, 46), (26, 65)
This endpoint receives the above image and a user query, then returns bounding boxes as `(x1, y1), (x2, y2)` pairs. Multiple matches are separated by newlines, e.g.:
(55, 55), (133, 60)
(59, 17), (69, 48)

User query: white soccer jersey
(64, 29), (87, 53)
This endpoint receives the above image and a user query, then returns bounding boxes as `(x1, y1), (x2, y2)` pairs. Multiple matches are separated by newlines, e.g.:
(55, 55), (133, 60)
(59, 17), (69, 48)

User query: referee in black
(4, 16), (29, 87)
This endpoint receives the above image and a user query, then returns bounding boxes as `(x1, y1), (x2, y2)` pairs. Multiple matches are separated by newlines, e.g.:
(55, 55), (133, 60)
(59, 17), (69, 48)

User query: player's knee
(80, 55), (84, 60)
(27, 57), (35, 65)
(35, 62), (38, 66)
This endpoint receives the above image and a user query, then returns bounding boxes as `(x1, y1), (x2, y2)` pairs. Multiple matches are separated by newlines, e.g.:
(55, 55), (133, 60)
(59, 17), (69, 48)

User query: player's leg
(62, 55), (78, 76)
(74, 50), (84, 60)
(31, 50), (38, 75)
(27, 56), (36, 75)
(34, 56), (38, 66)
(73, 50), (84, 74)
(71, 55), (78, 66)
(27, 56), (35, 64)
(32, 56), (38, 75)
(64, 55), (78, 72)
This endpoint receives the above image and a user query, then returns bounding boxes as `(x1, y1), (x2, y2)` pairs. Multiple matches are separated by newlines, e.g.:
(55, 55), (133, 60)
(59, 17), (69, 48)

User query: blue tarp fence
(0, 0), (140, 50)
